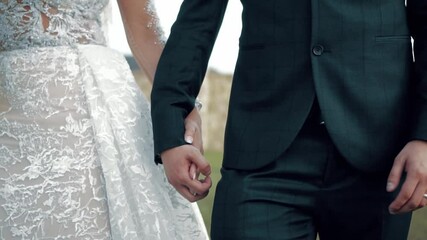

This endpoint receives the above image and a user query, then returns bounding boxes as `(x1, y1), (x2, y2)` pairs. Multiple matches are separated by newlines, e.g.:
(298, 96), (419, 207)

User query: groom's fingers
(183, 151), (212, 199)
(188, 148), (211, 177)
(186, 175), (212, 196)
(179, 186), (210, 202)
(182, 149), (211, 200)
(174, 176), (211, 202)
(183, 177), (212, 202)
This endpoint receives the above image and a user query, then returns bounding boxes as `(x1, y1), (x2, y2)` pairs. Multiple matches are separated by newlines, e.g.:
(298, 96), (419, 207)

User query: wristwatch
(195, 98), (203, 111)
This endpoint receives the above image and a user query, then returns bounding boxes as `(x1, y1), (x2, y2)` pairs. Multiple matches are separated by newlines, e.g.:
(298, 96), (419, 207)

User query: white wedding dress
(0, 0), (208, 239)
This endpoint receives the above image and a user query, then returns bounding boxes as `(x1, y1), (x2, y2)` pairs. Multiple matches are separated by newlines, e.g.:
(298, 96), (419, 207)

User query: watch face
(195, 98), (202, 110)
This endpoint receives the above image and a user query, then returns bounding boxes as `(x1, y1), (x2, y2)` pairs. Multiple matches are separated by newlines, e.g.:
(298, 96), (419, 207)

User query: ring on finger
(423, 193), (427, 199)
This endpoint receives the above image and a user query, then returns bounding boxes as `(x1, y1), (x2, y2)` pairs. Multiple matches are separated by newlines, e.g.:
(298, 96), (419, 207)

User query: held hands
(161, 108), (212, 202)
(387, 140), (427, 214)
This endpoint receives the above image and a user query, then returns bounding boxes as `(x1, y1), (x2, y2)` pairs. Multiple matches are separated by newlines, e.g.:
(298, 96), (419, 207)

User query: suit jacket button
(312, 45), (324, 56)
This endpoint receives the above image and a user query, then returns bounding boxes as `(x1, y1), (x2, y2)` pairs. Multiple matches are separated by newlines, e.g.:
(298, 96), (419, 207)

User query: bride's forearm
(117, 0), (165, 83)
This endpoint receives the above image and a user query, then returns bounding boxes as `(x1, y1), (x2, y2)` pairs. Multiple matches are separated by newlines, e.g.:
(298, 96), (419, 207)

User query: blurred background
(109, 1), (427, 238)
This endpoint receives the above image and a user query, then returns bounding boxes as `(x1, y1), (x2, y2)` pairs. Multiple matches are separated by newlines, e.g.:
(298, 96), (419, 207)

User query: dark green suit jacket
(151, 0), (427, 172)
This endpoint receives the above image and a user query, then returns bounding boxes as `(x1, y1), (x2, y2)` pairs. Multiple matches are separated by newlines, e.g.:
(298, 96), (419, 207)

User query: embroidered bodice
(0, 0), (109, 52)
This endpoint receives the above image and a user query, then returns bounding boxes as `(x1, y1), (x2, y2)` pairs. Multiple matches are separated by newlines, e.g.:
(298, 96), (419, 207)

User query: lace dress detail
(0, 0), (108, 51)
(0, 1), (208, 239)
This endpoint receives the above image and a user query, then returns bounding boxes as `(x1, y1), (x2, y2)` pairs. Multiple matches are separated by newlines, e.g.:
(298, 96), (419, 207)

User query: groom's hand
(387, 140), (427, 214)
(161, 145), (212, 202)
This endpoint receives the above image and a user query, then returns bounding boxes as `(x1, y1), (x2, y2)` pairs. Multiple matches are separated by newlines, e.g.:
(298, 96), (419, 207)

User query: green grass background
(197, 151), (427, 239)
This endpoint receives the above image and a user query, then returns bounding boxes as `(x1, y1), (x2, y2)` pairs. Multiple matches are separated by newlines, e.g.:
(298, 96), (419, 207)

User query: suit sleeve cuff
(151, 103), (191, 164)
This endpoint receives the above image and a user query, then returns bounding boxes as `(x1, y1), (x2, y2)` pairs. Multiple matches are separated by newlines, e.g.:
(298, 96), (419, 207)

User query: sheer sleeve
(117, 0), (165, 82)
(100, 0), (113, 45)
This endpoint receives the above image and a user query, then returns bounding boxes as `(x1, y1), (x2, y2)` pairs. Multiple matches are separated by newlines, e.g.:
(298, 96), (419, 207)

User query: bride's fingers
(195, 170), (201, 180)
(184, 125), (195, 145)
(192, 134), (204, 155)
(184, 113), (198, 145)
(189, 163), (204, 181)
(189, 124), (204, 155)
(184, 109), (204, 154)
(189, 163), (197, 180)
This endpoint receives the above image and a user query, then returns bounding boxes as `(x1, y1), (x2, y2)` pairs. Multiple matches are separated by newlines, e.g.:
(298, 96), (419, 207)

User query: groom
(151, 0), (427, 239)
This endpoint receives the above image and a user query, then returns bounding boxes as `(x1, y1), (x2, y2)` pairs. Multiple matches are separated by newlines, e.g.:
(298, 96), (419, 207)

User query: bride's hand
(184, 107), (204, 154)
(183, 107), (206, 199)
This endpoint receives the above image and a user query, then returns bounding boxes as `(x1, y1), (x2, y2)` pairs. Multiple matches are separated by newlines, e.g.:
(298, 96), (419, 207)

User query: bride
(0, 0), (209, 239)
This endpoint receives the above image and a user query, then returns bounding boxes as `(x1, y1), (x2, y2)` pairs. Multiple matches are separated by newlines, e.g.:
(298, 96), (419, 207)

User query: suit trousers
(211, 104), (412, 240)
